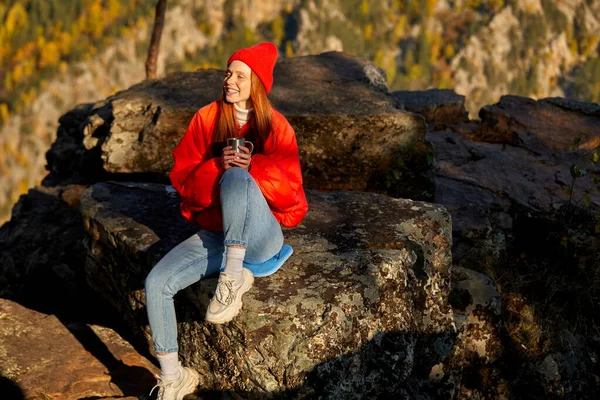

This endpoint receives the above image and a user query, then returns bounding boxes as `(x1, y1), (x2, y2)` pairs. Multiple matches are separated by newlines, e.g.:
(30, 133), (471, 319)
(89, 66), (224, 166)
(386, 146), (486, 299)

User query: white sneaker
(149, 364), (199, 400)
(205, 267), (254, 324)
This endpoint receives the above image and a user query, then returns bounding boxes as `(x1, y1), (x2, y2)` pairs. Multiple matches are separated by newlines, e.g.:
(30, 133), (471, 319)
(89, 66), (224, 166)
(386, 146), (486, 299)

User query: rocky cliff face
(292, 0), (600, 109)
(401, 89), (600, 398)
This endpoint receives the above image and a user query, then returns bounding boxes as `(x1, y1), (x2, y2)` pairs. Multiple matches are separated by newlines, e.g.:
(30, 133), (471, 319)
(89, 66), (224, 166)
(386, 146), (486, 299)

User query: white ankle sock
(223, 246), (246, 279)
(157, 352), (180, 381)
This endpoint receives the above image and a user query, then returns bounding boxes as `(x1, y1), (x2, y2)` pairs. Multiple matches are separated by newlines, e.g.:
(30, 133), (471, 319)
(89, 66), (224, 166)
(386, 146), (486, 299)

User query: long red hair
(213, 71), (274, 154)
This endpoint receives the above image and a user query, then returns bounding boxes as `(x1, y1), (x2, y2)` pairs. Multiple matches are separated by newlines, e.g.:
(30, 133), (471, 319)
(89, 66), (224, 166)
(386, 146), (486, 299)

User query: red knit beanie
(228, 42), (278, 94)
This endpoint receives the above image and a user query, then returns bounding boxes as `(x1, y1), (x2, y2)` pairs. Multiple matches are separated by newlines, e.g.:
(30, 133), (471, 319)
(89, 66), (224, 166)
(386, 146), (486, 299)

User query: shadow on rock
(0, 376), (25, 400)
(179, 330), (457, 400)
(0, 187), (157, 397)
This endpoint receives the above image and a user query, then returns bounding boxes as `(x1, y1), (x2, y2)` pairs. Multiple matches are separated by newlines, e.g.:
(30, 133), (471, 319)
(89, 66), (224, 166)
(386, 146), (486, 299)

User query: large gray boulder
(46, 52), (433, 200)
(80, 182), (454, 398)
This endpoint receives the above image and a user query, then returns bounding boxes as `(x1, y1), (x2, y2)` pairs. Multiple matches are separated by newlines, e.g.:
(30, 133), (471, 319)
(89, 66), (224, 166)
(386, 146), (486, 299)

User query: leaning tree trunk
(145, 0), (168, 79)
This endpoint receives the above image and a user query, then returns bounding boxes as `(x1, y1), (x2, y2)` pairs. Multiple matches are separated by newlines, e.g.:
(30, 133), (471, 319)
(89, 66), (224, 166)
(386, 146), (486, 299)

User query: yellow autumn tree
(360, 0), (369, 16)
(488, 0), (505, 13)
(271, 15), (285, 45)
(374, 49), (397, 85)
(4, 3), (28, 37)
(12, 63), (24, 85)
(429, 31), (443, 63)
(22, 57), (35, 79)
(0, 4), (8, 62)
(36, 29), (46, 51)
(12, 41), (36, 64)
(409, 64), (422, 80)
(88, 0), (105, 39)
(58, 31), (73, 57)
(466, 0), (482, 8)
(364, 23), (373, 41)
(39, 41), (61, 69)
(425, 0), (437, 17)
(285, 40), (294, 57)
(581, 35), (599, 57)
(107, 0), (122, 20)
(4, 71), (13, 92)
(0, 103), (9, 124)
(393, 15), (407, 41)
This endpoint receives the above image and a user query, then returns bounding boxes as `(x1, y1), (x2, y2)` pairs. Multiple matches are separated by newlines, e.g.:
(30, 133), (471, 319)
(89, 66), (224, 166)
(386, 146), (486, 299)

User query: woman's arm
(249, 117), (304, 213)
(170, 111), (222, 211)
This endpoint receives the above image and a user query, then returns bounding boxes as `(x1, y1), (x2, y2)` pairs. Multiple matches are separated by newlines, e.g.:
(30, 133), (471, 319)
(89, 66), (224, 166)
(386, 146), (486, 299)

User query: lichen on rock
(80, 182), (454, 397)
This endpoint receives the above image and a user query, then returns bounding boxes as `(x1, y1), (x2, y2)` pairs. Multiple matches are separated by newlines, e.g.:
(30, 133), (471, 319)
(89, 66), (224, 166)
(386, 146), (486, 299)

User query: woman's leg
(205, 168), (283, 323)
(220, 167), (284, 262)
(145, 229), (225, 356)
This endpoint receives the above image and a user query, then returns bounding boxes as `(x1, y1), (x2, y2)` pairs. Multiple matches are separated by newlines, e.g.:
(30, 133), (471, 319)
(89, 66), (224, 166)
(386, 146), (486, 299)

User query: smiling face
(224, 60), (253, 110)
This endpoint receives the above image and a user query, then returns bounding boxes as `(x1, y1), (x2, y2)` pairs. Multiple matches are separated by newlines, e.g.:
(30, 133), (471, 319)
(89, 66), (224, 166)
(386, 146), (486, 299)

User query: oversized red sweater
(170, 101), (308, 231)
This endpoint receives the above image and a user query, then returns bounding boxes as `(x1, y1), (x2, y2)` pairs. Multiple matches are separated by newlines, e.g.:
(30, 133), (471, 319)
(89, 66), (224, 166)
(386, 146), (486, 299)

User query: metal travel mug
(227, 137), (254, 154)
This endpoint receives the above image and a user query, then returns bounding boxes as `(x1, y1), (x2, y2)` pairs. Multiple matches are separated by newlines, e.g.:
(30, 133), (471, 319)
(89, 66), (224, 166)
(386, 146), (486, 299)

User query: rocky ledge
(80, 182), (453, 398)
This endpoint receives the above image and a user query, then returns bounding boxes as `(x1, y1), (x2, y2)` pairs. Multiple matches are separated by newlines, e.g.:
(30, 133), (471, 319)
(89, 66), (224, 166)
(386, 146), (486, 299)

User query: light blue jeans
(145, 168), (284, 353)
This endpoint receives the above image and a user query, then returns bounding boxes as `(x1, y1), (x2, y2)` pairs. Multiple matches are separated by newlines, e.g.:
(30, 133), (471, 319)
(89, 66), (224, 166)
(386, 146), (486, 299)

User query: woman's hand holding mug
(222, 138), (253, 171)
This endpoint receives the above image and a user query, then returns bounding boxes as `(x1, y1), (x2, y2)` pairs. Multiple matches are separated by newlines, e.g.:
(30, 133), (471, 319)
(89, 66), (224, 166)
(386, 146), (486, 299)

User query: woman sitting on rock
(144, 42), (308, 399)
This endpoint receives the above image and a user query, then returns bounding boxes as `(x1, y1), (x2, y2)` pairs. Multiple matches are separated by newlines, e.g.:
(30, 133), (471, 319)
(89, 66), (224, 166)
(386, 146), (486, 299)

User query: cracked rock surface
(80, 182), (454, 398)
(424, 95), (600, 273)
